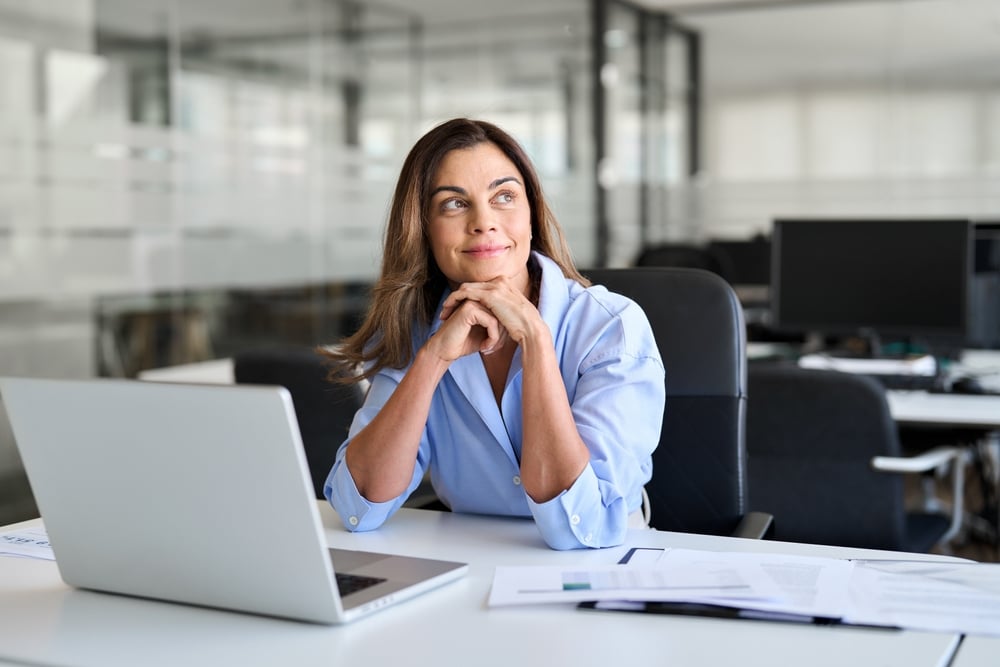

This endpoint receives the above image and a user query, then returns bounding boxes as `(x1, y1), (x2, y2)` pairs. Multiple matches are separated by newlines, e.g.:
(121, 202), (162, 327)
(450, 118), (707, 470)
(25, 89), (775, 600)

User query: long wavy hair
(324, 118), (587, 383)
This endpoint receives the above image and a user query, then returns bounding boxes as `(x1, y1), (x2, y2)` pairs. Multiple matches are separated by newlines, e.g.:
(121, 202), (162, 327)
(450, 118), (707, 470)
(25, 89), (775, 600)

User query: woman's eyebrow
(430, 176), (522, 199)
(429, 185), (466, 198)
(489, 176), (522, 190)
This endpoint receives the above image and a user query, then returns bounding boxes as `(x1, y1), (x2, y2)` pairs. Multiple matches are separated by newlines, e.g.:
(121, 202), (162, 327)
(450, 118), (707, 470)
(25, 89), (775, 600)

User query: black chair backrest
(233, 346), (363, 499)
(634, 243), (734, 282)
(746, 365), (909, 550)
(584, 267), (748, 535)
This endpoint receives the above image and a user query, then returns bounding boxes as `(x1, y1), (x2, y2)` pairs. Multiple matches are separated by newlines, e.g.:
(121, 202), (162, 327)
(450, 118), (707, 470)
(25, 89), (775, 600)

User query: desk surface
(0, 507), (976, 667)
(953, 636), (1000, 666)
(886, 391), (1000, 429)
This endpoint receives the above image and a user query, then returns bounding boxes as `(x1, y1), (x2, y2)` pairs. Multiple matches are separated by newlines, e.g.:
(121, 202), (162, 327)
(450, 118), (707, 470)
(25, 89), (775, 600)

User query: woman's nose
(468, 207), (497, 233)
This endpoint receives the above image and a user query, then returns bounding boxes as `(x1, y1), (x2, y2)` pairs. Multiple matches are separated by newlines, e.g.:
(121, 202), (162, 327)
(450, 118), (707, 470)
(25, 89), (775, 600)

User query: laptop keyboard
(336, 572), (386, 596)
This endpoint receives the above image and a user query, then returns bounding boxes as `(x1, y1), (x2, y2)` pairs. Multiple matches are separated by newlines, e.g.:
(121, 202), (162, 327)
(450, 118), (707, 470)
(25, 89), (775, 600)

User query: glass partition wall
(2, 0), (698, 383)
(0, 0), (596, 382)
(0, 0), (596, 524)
(593, 0), (697, 266)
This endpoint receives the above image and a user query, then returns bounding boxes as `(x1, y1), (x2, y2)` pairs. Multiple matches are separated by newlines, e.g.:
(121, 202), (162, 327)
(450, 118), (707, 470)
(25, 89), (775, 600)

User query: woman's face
(426, 142), (533, 294)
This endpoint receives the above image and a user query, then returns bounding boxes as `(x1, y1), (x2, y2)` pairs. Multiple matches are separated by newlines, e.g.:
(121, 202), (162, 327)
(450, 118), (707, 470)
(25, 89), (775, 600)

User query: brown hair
(324, 117), (587, 383)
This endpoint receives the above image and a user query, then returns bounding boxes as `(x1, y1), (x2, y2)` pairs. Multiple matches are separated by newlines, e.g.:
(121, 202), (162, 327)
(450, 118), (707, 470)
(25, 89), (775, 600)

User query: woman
(323, 118), (664, 549)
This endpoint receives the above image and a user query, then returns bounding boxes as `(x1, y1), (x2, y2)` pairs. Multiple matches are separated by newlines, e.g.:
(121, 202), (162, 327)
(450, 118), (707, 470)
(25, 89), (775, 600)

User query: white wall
(667, 0), (1000, 240)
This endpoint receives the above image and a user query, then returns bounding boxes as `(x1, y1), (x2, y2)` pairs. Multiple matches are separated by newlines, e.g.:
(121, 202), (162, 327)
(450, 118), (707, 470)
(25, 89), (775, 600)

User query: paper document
(846, 560), (1000, 636)
(0, 526), (54, 561)
(489, 548), (851, 618)
(489, 563), (780, 607)
(490, 548), (1000, 637)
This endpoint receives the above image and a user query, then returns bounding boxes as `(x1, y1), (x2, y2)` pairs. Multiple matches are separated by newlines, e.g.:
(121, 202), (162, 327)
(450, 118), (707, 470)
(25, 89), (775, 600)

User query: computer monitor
(707, 236), (771, 286)
(974, 222), (1000, 274)
(970, 222), (1000, 348)
(770, 218), (971, 351)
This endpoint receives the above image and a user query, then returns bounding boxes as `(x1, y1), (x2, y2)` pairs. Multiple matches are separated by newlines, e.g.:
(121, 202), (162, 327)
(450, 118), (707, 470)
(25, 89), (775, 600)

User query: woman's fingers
(430, 299), (503, 361)
(481, 323), (509, 355)
(441, 279), (513, 317)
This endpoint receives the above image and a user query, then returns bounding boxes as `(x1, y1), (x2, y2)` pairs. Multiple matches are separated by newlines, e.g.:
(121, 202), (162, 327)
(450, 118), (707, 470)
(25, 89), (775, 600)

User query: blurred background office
(2, 0), (999, 526)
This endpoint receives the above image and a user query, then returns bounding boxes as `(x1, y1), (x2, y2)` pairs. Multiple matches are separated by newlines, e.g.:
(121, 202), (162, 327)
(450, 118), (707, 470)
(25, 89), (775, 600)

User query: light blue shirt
(325, 252), (665, 549)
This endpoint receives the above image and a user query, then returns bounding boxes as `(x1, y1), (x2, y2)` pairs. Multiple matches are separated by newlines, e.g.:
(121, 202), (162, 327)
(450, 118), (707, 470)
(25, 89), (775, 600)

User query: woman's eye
(494, 192), (515, 205)
(441, 198), (465, 211)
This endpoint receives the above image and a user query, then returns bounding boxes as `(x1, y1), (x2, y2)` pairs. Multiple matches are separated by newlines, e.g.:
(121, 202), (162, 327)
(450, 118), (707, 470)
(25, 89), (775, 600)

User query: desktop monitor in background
(970, 222), (1000, 348)
(973, 222), (1000, 274)
(707, 236), (772, 287)
(770, 218), (972, 357)
(706, 235), (773, 330)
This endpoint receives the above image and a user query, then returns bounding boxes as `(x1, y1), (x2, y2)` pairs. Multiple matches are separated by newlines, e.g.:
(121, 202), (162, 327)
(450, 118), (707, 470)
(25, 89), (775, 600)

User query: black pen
(579, 600), (900, 631)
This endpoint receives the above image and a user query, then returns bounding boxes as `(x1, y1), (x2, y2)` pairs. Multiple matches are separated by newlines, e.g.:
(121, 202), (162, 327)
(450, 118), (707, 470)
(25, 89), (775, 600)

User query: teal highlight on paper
(562, 572), (592, 591)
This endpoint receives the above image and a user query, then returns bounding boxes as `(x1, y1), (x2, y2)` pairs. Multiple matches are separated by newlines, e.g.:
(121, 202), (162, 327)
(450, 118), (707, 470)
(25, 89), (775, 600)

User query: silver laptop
(0, 376), (467, 624)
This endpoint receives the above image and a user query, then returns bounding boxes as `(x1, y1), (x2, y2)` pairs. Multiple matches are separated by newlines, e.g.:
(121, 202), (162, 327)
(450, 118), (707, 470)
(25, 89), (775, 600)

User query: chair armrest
(871, 446), (962, 474)
(872, 446), (969, 545)
(732, 511), (774, 540)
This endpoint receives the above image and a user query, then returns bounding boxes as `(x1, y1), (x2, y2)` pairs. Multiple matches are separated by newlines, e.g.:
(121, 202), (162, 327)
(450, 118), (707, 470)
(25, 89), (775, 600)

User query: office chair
(745, 364), (967, 553)
(233, 345), (364, 499)
(633, 243), (734, 282)
(584, 267), (773, 538)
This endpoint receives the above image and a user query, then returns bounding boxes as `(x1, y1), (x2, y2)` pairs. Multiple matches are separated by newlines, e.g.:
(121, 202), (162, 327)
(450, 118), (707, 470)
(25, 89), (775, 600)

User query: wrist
(414, 343), (453, 379)
(517, 320), (554, 359)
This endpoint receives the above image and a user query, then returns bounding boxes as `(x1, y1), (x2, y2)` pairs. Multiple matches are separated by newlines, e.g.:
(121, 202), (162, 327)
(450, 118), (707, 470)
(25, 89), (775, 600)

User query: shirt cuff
(526, 465), (628, 550)
(325, 458), (397, 532)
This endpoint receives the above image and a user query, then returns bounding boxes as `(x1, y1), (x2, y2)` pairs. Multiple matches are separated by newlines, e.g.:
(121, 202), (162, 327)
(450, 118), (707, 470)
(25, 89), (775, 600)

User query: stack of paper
(0, 527), (54, 561)
(489, 547), (1000, 637)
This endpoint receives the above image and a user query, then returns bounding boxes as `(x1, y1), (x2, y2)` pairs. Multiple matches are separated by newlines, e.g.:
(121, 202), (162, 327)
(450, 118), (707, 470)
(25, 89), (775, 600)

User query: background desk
(886, 391), (1000, 430)
(136, 356), (1000, 431)
(0, 507), (976, 667)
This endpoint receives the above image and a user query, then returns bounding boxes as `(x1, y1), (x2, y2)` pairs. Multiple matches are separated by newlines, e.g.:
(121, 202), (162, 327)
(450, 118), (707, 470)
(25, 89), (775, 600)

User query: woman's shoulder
(560, 282), (660, 364)
(535, 253), (651, 338)
(570, 279), (642, 320)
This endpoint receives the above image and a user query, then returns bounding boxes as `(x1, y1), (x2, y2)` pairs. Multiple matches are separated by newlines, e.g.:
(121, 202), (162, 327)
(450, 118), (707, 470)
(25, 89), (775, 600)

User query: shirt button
(512, 475), (521, 486)
(584, 533), (593, 544)
(570, 514), (581, 525)
(348, 516), (359, 526)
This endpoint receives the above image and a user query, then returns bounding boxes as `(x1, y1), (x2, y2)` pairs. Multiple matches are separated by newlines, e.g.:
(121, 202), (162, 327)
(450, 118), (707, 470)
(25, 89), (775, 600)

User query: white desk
(745, 347), (1000, 429)
(887, 391), (1000, 430)
(137, 358), (234, 384)
(953, 636), (1000, 666)
(0, 507), (977, 667)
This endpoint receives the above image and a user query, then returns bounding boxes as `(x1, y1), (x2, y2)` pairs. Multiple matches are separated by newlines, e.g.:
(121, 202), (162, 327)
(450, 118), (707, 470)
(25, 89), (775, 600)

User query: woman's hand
(439, 276), (542, 350)
(438, 274), (588, 505)
(427, 298), (508, 361)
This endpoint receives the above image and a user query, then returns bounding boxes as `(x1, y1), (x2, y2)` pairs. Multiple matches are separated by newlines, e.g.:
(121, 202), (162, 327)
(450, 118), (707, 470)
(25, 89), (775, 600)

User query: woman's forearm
(517, 323), (590, 503)
(344, 347), (449, 502)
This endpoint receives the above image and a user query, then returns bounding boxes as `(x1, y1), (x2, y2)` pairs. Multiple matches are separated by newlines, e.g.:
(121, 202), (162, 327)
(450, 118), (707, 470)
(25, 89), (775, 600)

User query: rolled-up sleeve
(528, 297), (665, 550)
(324, 369), (429, 532)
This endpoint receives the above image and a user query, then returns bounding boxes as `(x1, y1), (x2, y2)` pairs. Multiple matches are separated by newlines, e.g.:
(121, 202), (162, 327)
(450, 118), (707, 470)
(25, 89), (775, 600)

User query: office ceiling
(82, 0), (1000, 93)
(370, 0), (1000, 90)
(669, 0), (1000, 89)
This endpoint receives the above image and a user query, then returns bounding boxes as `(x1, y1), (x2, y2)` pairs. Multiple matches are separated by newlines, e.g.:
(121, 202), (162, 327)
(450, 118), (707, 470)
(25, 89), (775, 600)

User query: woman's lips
(463, 245), (508, 259)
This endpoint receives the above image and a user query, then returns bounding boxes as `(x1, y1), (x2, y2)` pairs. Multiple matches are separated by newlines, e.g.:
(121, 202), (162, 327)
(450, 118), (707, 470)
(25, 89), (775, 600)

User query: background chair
(233, 345), (364, 499)
(745, 364), (966, 552)
(584, 267), (772, 537)
(634, 243), (734, 282)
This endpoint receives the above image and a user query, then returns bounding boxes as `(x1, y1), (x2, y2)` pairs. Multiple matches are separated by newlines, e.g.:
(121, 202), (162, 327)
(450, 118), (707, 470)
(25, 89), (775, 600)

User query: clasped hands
(429, 276), (541, 362)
